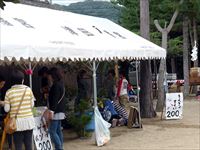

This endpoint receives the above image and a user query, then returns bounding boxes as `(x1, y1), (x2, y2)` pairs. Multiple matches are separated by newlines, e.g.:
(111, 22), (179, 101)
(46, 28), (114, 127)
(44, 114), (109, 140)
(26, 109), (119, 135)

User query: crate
(190, 67), (200, 85)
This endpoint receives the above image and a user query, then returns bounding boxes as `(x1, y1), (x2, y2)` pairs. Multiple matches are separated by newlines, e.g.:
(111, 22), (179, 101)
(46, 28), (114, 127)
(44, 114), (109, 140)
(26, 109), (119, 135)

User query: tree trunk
(156, 31), (167, 111)
(171, 57), (176, 73)
(193, 18), (199, 67)
(140, 0), (149, 39)
(139, 0), (156, 117)
(140, 60), (156, 117)
(154, 0), (183, 111)
(189, 19), (194, 48)
(183, 16), (190, 96)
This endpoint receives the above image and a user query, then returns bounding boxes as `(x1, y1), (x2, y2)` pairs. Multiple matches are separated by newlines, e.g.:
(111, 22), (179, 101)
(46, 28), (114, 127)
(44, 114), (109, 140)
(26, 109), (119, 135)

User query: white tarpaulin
(0, 2), (166, 63)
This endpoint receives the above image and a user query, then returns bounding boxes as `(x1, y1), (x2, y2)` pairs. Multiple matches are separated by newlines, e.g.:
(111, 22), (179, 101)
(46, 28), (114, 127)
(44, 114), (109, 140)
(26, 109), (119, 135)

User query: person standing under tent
(38, 66), (50, 106)
(1, 70), (35, 150)
(75, 69), (89, 108)
(116, 72), (130, 112)
(105, 69), (116, 101)
(47, 67), (66, 150)
(0, 74), (14, 150)
(0, 74), (6, 126)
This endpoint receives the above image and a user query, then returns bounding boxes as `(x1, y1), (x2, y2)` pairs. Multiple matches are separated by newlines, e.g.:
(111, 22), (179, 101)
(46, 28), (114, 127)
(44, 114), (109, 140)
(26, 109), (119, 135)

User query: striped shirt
(5, 85), (35, 118)
(113, 101), (128, 120)
(4, 84), (35, 131)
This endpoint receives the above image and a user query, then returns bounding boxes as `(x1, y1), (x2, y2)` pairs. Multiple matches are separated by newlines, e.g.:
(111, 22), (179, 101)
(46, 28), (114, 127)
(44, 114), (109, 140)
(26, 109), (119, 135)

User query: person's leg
(23, 130), (33, 150)
(49, 120), (62, 150)
(7, 134), (12, 150)
(119, 95), (129, 110)
(13, 131), (23, 150)
(56, 120), (64, 148)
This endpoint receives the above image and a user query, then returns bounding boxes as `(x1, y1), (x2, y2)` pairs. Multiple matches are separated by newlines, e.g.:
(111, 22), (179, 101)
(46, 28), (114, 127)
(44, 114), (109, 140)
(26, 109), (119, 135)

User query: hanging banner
(165, 93), (183, 120)
(33, 116), (53, 150)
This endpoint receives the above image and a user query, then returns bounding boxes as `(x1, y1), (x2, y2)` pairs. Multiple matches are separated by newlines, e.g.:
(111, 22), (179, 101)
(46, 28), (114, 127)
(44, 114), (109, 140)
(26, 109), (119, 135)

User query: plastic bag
(94, 106), (111, 146)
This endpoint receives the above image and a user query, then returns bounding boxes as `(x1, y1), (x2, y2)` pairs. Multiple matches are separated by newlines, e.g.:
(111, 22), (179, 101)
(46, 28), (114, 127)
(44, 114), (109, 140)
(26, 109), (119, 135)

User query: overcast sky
(52, 0), (110, 6)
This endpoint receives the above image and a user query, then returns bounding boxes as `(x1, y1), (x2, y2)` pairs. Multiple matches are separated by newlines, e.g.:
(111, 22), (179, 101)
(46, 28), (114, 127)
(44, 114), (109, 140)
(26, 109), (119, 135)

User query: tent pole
(92, 60), (97, 107)
(136, 60), (142, 127)
(29, 62), (33, 89)
(114, 61), (119, 81)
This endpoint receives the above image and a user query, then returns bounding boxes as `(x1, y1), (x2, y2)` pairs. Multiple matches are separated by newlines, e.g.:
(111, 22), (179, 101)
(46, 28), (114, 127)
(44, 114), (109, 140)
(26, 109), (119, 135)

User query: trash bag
(94, 106), (111, 146)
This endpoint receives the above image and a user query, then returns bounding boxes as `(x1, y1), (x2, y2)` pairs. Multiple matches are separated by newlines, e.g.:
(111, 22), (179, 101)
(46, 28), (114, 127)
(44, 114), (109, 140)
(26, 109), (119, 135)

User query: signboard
(33, 116), (53, 150)
(165, 93), (183, 120)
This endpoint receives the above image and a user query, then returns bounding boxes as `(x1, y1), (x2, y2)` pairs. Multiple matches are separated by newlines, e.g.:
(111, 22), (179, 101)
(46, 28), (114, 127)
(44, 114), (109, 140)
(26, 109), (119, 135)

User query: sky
(52, 0), (110, 6)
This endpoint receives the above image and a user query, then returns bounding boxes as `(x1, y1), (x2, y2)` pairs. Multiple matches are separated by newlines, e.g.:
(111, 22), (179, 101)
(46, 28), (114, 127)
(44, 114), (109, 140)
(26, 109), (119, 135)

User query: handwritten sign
(33, 117), (53, 150)
(165, 93), (183, 120)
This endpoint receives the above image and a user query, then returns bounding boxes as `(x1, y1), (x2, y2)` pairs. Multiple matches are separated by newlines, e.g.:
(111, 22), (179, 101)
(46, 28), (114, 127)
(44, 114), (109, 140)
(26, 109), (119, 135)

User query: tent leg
(136, 60), (142, 128)
(92, 60), (98, 107)
(29, 62), (33, 89)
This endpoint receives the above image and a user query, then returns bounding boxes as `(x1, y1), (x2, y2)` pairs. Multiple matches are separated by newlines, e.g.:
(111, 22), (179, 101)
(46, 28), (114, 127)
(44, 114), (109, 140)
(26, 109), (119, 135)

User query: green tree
(116, 0), (140, 33)
(168, 37), (183, 73)
(153, 0), (183, 111)
(179, 0), (200, 95)
(63, 1), (122, 23)
(139, 0), (156, 117)
(180, 0), (200, 67)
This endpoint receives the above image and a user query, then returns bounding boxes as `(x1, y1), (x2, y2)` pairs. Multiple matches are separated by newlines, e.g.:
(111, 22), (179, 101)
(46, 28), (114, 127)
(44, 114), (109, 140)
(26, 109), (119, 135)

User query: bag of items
(94, 107), (111, 146)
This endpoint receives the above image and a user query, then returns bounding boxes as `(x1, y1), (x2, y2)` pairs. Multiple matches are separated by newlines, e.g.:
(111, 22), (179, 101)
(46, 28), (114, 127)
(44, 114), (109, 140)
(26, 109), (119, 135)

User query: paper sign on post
(165, 93), (183, 120)
(33, 116), (53, 150)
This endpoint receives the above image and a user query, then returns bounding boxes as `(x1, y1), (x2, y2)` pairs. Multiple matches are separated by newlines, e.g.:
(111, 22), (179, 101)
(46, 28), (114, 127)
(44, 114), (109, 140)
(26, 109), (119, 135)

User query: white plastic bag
(94, 106), (111, 146)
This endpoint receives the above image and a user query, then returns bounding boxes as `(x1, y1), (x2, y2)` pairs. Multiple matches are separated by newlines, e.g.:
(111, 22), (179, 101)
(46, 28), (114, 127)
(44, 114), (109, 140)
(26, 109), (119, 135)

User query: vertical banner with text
(165, 93), (183, 120)
(33, 116), (53, 150)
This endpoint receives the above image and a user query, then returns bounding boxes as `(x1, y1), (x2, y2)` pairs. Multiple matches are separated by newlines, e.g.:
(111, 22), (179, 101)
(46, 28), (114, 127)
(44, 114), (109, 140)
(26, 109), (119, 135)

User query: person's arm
(116, 79), (122, 97)
(0, 100), (5, 106)
(4, 103), (10, 112)
(4, 93), (10, 112)
(29, 88), (35, 107)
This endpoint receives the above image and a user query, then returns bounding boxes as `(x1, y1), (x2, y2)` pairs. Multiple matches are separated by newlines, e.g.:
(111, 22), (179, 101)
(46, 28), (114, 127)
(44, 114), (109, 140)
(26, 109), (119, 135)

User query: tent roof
(0, 2), (166, 64)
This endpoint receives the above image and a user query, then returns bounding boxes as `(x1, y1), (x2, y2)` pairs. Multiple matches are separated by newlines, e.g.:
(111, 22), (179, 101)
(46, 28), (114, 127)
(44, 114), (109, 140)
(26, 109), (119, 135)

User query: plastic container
(85, 111), (95, 131)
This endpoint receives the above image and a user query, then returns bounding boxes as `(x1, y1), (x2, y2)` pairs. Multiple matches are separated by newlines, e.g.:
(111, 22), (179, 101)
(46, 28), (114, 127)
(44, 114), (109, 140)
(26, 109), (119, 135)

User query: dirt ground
(63, 98), (200, 150)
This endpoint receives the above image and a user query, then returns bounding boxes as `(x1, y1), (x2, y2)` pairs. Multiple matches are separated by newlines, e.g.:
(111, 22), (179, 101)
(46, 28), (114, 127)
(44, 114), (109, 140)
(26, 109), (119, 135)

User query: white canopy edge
(0, 2), (166, 64)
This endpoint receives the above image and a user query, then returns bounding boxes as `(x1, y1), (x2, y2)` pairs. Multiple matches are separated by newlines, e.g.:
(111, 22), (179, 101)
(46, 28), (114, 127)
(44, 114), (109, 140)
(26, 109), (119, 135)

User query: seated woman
(112, 100), (128, 126)
(101, 99), (127, 128)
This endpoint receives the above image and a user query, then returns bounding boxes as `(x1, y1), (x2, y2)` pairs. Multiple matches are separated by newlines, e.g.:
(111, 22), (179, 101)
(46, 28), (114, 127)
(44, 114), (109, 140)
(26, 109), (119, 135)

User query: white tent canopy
(0, 2), (166, 64)
(0, 3), (166, 137)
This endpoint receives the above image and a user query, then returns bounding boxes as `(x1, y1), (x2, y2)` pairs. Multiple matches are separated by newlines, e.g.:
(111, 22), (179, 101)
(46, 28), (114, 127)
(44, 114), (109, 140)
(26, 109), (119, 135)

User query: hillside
(61, 1), (122, 23)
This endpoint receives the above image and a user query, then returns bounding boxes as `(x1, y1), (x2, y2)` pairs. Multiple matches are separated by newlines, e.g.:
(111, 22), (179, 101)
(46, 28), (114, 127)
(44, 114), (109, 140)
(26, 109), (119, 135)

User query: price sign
(33, 117), (53, 150)
(165, 93), (183, 120)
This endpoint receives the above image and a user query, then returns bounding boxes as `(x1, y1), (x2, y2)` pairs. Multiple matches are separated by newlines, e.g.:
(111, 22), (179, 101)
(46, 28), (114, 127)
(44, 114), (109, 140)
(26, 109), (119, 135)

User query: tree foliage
(116, 0), (140, 33)
(168, 37), (183, 57)
(62, 1), (122, 23)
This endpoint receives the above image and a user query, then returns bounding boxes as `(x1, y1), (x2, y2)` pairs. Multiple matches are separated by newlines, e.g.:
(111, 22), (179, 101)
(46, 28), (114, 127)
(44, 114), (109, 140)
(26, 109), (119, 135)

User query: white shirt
(120, 78), (128, 96)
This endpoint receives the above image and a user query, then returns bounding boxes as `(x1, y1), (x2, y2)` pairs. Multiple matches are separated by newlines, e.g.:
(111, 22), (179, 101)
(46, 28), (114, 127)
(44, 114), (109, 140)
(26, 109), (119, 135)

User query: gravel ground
(63, 98), (200, 150)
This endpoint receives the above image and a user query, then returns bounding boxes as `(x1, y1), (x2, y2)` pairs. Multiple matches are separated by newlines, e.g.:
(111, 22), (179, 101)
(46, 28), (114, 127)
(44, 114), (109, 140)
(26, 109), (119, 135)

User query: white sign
(33, 117), (53, 150)
(165, 93), (183, 120)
